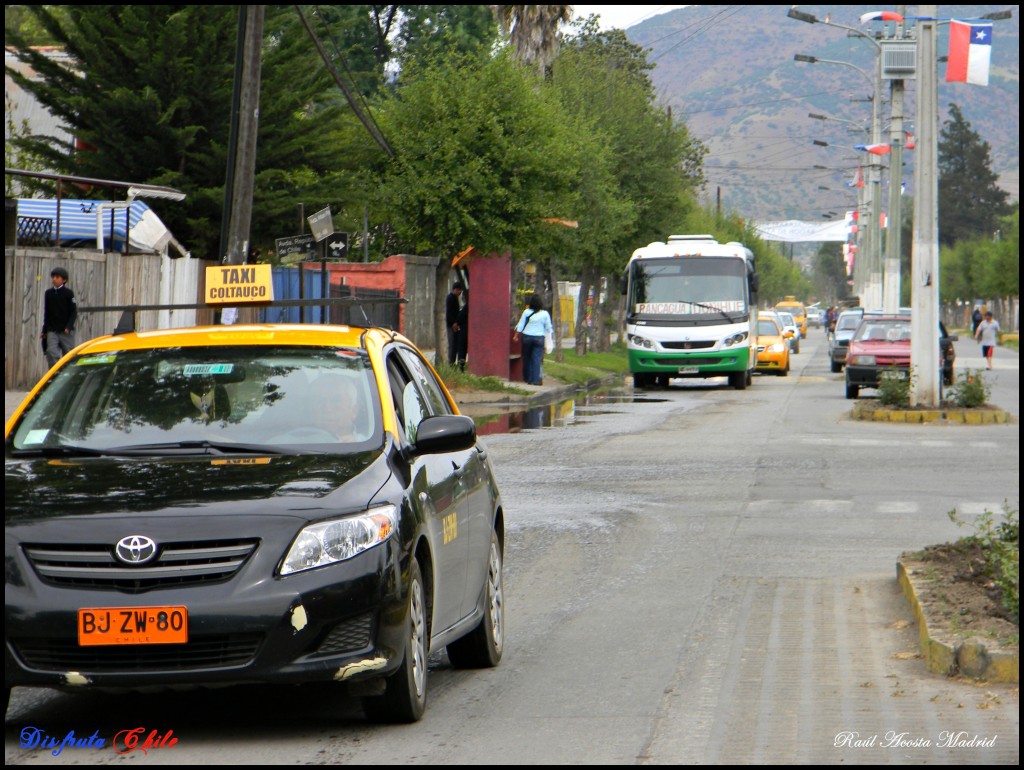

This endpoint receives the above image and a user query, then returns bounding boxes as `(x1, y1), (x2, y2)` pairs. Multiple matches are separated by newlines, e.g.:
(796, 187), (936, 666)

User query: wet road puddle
(469, 389), (667, 435)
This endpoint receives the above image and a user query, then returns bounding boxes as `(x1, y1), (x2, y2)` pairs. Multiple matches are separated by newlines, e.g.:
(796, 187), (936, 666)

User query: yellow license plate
(78, 606), (188, 646)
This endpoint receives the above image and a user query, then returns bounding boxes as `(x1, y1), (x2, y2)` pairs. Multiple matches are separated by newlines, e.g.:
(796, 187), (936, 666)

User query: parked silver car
(828, 308), (865, 372)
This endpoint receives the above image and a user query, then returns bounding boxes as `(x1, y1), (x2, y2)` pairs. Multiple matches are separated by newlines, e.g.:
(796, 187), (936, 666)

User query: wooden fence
(4, 246), (201, 390)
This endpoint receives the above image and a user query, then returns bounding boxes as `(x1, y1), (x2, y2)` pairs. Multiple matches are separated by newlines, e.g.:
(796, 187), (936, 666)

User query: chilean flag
(946, 21), (992, 86)
(855, 143), (891, 155)
(860, 11), (904, 24)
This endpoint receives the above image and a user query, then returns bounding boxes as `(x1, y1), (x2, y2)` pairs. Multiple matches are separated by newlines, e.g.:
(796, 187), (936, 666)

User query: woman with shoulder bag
(513, 293), (553, 385)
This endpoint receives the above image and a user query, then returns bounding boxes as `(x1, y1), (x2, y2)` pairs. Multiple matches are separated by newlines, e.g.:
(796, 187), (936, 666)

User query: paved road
(4, 332), (1019, 764)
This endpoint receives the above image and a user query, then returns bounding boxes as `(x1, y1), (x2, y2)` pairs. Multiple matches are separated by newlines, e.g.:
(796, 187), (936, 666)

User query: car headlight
(281, 505), (398, 575)
(849, 354), (876, 366)
(627, 333), (654, 349)
(768, 342), (786, 353)
(722, 331), (748, 347)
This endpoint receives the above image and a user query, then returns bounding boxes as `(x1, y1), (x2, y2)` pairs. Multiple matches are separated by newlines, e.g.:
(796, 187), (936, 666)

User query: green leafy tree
(372, 48), (578, 354)
(938, 103), (1011, 247)
(552, 19), (707, 350)
(811, 242), (851, 305)
(393, 5), (499, 69)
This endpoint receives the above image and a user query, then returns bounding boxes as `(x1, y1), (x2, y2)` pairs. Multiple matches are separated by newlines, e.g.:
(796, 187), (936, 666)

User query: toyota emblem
(114, 535), (158, 565)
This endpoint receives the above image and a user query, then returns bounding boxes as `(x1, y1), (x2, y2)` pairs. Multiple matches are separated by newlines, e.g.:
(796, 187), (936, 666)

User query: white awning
(752, 219), (851, 243)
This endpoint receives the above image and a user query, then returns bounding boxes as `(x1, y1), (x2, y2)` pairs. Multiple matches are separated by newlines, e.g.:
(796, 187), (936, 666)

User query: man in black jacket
(42, 266), (78, 367)
(445, 281), (464, 364)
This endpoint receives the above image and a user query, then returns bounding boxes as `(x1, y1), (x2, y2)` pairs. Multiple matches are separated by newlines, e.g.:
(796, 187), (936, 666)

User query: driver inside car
(309, 373), (362, 442)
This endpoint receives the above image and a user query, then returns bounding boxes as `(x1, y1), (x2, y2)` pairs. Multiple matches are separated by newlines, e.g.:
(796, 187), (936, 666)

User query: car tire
(830, 359), (841, 373)
(447, 529), (504, 669)
(729, 371), (747, 390)
(779, 361), (789, 377)
(793, 339), (800, 354)
(363, 558), (428, 723)
(632, 373), (650, 389)
(845, 381), (859, 400)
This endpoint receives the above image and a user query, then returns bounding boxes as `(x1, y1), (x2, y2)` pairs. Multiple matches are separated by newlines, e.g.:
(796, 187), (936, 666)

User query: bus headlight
(722, 332), (748, 347)
(627, 333), (654, 349)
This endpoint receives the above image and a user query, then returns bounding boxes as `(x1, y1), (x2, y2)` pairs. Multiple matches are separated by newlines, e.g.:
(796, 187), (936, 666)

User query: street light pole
(795, 53), (883, 308)
(883, 9), (908, 314)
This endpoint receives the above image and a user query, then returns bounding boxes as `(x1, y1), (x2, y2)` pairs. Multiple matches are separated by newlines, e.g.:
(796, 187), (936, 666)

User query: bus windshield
(628, 257), (748, 321)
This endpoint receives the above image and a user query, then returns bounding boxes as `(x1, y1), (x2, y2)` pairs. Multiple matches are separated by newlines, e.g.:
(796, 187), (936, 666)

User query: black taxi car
(5, 323), (505, 723)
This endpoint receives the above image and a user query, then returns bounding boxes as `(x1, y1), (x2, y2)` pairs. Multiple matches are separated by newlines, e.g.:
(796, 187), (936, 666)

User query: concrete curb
(896, 560), (1019, 683)
(851, 402), (1012, 424)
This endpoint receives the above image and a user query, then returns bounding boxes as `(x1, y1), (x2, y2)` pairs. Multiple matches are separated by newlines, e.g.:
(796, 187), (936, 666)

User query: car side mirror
(406, 414), (477, 459)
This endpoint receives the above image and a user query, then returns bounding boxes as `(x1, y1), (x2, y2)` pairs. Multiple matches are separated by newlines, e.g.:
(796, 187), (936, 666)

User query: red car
(844, 315), (957, 399)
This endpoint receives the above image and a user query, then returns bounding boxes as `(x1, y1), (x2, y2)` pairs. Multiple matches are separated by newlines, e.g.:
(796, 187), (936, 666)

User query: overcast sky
(570, 5), (689, 31)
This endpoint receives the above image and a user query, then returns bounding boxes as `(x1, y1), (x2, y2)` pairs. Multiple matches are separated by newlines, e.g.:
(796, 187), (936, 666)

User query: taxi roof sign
(205, 264), (274, 305)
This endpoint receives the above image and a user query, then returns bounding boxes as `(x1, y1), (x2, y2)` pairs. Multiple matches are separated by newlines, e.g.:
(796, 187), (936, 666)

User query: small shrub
(877, 366), (911, 406)
(948, 502), (1019, 623)
(947, 368), (991, 408)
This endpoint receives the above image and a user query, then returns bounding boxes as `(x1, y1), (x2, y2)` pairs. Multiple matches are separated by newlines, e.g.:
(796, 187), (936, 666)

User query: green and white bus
(622, 235), (759, 390)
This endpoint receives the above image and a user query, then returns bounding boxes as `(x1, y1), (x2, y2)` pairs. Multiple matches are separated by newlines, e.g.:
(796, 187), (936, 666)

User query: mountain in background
(624, 5), (1019, 224)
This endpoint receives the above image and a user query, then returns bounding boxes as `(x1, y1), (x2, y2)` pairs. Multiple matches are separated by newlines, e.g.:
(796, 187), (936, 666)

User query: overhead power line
(294, 5), (394, 158)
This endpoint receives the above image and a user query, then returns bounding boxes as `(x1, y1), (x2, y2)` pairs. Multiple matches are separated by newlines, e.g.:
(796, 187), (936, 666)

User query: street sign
(325, 232), (349, 261)
(275, 233), (315, 259)
(307, 207), (334, 242)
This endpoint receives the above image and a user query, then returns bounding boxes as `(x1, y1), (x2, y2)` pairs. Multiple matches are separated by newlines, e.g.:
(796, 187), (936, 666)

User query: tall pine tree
(937, 103), (1011, 247)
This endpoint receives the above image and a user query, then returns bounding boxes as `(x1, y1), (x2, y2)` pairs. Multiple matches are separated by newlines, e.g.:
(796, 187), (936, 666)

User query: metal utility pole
(910, 6), (940, 406)
(224, 6), (264, 268)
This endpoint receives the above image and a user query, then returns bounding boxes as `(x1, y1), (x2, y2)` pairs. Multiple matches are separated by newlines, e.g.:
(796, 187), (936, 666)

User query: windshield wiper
(99, 440), (285, 456)
(10, 444), (113, 458)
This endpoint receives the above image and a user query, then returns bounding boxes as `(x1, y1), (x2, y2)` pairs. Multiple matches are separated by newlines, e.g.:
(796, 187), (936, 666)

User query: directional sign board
(275, 233), (315, 259)
(307, 207), (334, 242)
(325, 232), (349, 261)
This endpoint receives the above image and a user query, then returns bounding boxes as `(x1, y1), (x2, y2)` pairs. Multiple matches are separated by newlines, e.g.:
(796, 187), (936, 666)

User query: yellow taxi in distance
(774, 296), (808, 339)
(755, 313), (791, 376)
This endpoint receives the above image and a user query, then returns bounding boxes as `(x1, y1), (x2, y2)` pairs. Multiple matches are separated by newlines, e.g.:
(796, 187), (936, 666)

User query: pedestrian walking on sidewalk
(41, 266), (78, 368)
(513, 293), (552, 386)
(974, 311), (1001, 370)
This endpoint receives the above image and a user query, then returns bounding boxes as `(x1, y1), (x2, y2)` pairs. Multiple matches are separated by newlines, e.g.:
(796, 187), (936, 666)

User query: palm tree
(494, 5), (572, 78)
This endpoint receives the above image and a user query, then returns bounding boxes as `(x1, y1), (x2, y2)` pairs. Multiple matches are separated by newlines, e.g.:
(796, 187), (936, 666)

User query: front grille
(24, 539), (259, 593)
(661, 340), (715, 350)
(315, 613), (374, 656)
(11, 634), (262, 672)
(655, 357), (733, 367)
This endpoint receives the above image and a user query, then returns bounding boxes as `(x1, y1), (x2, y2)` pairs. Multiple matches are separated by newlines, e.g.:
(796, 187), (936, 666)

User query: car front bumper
(5, 539), (409, 692)
(845, 364), (909, 388)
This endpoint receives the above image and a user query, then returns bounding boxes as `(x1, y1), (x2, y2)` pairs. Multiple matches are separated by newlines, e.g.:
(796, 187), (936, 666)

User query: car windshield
(758, 320), (781, 336)
(777, 313), (794, 326)
(837, 314), (862, 331)
(853, 320), (911, 343)
(8, 345), (383, 454)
